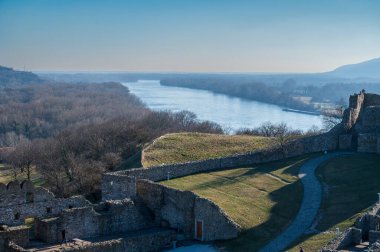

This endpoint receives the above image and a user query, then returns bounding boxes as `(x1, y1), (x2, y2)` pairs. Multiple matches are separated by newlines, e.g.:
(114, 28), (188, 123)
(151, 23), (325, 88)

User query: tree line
(0, 67), (222, 197)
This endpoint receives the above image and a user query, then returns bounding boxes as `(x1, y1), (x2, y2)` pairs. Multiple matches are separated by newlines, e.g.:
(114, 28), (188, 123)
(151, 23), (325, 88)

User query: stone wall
(35, 199), (154, 243)
(102, 131), (341, 200)
(136, 180), (240, 241)
(0, 180), (90, 226)
(101, 174), (136, 201)
(320, 227), (362, 251)
(53, 229), (175, 252)
(357, 134), (379, 153)
(0, 226), (29, 251)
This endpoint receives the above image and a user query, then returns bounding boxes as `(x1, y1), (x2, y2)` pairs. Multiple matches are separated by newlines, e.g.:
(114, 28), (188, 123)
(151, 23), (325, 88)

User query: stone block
(339, 134), (352, 150)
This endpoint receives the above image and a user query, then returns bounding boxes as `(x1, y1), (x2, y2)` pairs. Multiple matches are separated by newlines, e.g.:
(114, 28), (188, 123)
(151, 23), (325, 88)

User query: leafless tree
(322, 107), (344, 131)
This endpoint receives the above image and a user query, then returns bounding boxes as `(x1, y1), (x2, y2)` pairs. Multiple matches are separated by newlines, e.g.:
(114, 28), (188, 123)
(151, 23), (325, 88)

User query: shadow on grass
(174, 154), (320, 252)
(286, 153), (380, 251)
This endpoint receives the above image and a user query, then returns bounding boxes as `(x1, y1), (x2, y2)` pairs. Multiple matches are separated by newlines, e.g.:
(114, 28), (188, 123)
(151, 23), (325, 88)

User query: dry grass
(0, 163), (44, 186)
(162, 154), (317, 251)
(142, 132), (276, 167)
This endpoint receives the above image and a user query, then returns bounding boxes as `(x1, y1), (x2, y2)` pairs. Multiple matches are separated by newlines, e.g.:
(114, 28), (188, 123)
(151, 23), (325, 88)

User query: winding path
(259, 152), (351, 252)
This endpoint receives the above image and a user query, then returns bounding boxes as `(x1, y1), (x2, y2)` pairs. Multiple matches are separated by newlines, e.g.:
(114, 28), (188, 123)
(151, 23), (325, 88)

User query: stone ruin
(2, 91), (380, 251)
(0, 178), (239, 251)
(337, 91), (380, 152)
(321, 202), (380, 251)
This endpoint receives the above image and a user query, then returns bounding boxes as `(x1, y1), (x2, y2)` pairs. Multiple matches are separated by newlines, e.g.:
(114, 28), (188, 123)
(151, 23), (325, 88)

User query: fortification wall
(35, 200), (154, 243)
(102, 131), (340, 200)
(0, 226), (29, 251)
(101, 174), (136, 201)
(0, 181), (90, 226)
(5, 229), (175, 252)
(136, 179), (239, 241)
(357, 134), (379, 153)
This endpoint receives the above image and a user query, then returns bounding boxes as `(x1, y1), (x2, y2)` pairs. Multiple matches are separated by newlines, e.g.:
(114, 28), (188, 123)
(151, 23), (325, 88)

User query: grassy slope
(142, 133), (276, 167)
(0, 163), (44, 186)
(288, 153), (380, 251)
(162, 154), (318, 251)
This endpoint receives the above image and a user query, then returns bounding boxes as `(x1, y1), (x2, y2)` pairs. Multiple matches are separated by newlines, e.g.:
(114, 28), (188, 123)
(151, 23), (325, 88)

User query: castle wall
(357, 134), (379, 153)
(362, 106), (380, 133)
(136, 180), (240, 241)
(0, 181), (90, 226)
(102, 131), (340, 201)
(0, 226), (29, 251)
(101, 174), (136, 201)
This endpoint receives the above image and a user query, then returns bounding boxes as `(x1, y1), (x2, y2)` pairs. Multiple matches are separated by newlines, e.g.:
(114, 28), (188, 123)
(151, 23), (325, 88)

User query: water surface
(124, 80), (323, 132)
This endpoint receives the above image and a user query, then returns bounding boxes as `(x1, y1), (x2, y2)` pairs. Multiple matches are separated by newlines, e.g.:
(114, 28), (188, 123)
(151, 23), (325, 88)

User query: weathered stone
(339, 134), (352, 150)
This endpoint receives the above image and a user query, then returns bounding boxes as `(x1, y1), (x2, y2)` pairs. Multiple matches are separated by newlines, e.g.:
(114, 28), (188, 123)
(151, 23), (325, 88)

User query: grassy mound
(142, 132), (276, 167)
(288, 153), (380, 251)
(162, 154), (317, 251)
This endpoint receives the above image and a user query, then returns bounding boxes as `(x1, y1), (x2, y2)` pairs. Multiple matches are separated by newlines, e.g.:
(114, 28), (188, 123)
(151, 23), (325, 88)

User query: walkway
(259, 152), (351, 252)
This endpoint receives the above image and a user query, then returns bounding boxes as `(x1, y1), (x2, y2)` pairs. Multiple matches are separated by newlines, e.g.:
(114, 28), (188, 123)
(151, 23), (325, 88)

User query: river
(123, 80), (323, 132)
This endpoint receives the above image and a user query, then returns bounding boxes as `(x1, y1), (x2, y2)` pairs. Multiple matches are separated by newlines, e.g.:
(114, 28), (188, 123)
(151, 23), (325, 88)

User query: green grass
(287, 153), (380, 251)
(142, 132), (276, 167)
(162, 154), (318, 251)
(0, 163), (44, 186)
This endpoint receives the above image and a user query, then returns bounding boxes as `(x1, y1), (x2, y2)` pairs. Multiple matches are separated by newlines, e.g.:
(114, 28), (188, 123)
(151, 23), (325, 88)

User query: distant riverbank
(160, 77), (319, 113)
(124, 80), (323, 131)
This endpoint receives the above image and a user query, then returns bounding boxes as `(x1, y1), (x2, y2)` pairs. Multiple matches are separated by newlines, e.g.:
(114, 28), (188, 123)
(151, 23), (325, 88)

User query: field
(0, 163), (44, 186)
(162, 154), (316, 251)
(142, 132), (276, 167)
(288, 153), (380, 251)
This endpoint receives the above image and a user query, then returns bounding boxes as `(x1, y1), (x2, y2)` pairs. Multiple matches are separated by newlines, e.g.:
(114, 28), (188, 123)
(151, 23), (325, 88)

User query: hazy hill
(0, 66), (43, 86)
(328, 57), (380, 79)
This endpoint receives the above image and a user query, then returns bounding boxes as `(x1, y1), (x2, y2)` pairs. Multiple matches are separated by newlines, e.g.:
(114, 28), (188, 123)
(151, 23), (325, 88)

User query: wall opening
(195, 220), (203, 241)
(26, 192), (34, 203)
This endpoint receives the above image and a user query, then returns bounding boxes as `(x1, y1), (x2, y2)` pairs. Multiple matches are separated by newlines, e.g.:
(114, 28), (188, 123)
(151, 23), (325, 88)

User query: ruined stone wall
(0, 181), (90, 226)
(37, 199), (154, 243)
(52, 229), (175, 252)
(357, 134), (379, 153)
(101, 174), (136, 201)
(0, 226), (29, 252)
(320, 227), (362, 251)
(136, 180), (240, 241)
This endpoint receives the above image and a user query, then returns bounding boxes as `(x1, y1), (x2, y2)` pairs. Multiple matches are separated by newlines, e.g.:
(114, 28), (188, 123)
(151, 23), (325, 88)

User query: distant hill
(0, 66), (43, 86)
(328, 58), (380, 79)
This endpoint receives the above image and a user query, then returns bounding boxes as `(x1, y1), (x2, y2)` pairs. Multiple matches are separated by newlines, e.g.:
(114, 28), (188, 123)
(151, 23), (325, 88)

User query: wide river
(124, 80), (323, 132)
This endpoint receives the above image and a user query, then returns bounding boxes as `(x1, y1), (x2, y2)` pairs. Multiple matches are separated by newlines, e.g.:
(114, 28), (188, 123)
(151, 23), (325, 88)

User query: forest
(0, 66), (222, 198)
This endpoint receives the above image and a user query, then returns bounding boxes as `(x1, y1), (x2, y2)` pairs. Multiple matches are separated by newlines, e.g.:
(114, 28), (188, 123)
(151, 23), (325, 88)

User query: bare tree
(322, 107), (344, 131)
(6, 140), (36, 180)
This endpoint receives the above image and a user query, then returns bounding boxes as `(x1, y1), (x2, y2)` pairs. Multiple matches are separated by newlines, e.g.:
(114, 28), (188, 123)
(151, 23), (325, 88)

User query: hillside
(142, 132), (277, 167)
(0, 66), (43, 86)
(328, 57), (380, 79)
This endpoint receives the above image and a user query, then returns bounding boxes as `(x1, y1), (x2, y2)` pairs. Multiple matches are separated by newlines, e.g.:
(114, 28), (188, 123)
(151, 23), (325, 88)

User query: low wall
(136, 180), (240, 241)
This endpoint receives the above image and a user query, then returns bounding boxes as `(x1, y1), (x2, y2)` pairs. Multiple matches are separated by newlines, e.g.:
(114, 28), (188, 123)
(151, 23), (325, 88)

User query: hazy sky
(0, 0), (379, 72)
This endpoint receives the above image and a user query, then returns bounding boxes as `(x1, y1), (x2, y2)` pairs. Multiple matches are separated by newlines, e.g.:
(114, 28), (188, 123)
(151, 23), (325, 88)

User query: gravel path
(259, 152), (351, 252)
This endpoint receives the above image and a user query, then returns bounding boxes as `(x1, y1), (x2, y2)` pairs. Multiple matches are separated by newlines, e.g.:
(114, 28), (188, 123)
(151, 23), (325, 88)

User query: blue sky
(0, 0), (379, 72)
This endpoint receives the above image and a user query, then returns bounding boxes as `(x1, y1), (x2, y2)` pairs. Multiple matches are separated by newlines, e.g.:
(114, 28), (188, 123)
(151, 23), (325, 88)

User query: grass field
(162, 154), (318, 251)
(0, 163), (44, 186)
(142, 132), (276, 167)
(287, 153), (380, 251)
